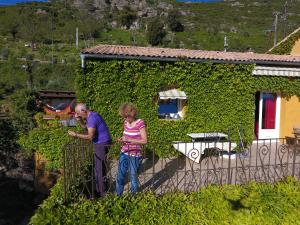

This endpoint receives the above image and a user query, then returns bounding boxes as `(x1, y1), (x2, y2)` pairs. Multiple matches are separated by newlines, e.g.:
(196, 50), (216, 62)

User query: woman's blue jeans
(116, 153), (142, 196)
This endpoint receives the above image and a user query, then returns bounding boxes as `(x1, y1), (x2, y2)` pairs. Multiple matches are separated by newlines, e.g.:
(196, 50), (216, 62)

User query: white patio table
(187, 132), (228, 141)
(173, 132), (236, 163)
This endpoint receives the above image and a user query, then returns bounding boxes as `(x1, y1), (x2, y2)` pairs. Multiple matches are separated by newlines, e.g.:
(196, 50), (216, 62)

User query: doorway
(254, 92), (281, 139)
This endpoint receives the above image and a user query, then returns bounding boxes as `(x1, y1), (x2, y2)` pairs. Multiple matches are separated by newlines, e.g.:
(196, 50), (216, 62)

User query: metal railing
(62, 138), (300, 202)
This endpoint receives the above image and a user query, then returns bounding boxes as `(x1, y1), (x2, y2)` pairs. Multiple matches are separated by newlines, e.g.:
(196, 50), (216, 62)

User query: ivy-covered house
(77, 44), (300, 147)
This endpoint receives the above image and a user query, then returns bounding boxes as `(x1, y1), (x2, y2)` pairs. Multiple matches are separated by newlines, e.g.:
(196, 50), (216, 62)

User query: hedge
(76, 60), (300, 156)
(18, 116), (81, 170)
(30, 177), (300, 225)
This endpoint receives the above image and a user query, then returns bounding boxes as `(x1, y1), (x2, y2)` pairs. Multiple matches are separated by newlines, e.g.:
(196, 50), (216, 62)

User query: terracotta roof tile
(81, 44), (300, 64)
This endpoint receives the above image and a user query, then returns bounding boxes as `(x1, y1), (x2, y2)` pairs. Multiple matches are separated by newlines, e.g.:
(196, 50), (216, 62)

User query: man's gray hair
(75, 103), (88, 112)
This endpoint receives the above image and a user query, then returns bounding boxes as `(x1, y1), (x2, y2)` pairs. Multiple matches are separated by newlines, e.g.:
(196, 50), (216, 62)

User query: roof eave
(80, 53), (300, 68)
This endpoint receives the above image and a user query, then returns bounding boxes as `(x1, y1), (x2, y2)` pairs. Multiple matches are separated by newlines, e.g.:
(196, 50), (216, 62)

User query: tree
(9, 89), (39, 135)
(118, 6), (137, 29)
(147, 18), (166, 46)
(76, 12), (103, 43)
(0, 119), (18, 154)
(20, 9), (50, 49)
(85, 0), (96, 12)
(39, 45), (50, 60)
(167, 9), (184, 32)
(0, 57), (27, 97)
(0, 48), (9, 60)
(0, 10), (21, 38)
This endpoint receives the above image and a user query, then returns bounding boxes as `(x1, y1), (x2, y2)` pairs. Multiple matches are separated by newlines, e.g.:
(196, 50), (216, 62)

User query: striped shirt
(121, 119), (145, 156)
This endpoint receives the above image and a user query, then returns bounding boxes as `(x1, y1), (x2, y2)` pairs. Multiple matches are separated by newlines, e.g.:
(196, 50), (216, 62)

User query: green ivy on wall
(269, 28), (300, 55)
(76, 60), (300, 156)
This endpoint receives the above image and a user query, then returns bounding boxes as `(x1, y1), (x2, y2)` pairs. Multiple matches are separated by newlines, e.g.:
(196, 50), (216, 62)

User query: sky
(0, 0), (48, 6)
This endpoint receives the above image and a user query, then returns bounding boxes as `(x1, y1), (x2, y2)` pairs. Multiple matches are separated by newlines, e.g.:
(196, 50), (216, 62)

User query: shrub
(0, 48), (9, 60)
(25, 54), (34, 61)
(0, 119), (18, 153)
(30, 178), (300, 225)
(9, 89), (39, 135)
(118, 6), (137, 29)
(167, 9), (184, 32)
(147, 18), (166, 46)
(18, 118), (79, 169)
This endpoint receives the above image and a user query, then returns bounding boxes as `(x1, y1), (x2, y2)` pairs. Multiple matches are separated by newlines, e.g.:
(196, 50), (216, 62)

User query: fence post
(227, 128), (232, 184)
(291, 138), (297, 177)
(63, 144), (67, 204)
(91, 143), (95, 199)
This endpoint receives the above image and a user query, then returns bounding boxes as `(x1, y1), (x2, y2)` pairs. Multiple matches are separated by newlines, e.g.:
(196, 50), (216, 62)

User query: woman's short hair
(119, 103), (138, 119)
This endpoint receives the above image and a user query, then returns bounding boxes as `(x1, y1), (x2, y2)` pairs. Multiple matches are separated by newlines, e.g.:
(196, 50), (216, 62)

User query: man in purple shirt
(68, 103), (111, 197)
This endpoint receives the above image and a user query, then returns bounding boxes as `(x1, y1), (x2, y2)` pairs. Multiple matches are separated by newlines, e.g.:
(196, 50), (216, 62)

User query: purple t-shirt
(86, 111), (111, 144)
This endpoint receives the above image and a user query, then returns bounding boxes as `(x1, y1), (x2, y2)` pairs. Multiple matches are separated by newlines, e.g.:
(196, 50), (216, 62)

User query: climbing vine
(76, 60), (300, 156)
(18, 115), (82, 170)
(269, 28), (300, 55)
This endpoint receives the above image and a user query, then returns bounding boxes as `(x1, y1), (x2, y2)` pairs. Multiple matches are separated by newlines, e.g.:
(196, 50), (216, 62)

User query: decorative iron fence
(62, 138), (300, 202)
(62, 138), (94, 201)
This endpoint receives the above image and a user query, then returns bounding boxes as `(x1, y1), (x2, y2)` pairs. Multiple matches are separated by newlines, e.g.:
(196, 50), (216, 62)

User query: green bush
(0, 59), (76, 99)
(118, 6), (137, 29)
(269, 28), (300, 55)
(76, 60), (300, 156)
(0, 119), (18, 153)
(147, 18), (167, 46)
(0, 58), (27, 96)
(9, 89), (39, 135)
(167, 9), (184, 32)
(18, 119), (76, 170)
(30, 178), (300, 225)
(0, 47), (9, 59)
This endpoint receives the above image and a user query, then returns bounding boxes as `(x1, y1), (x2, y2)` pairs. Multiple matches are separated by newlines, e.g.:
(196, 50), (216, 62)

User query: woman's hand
(118, 136), (129, 142)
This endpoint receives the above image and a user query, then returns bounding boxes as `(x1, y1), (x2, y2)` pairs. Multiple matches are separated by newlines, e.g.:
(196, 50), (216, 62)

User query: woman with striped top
(116, 103), (147, 196)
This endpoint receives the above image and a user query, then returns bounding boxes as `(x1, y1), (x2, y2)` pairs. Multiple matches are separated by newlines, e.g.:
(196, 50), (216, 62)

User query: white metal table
(172, 132), (235, 163)
(187, 132), (228, 142)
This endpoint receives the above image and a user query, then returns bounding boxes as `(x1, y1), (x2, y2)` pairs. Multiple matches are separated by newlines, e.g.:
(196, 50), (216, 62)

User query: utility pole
(76, 27), (79, 49)
(131, 30), (137, 46)
(131, 33), (135, 45)
(51, 10), (54, 64)
(22, 62), (33, 90)
(283, 1), (288, 38)
(273, 11), (280, 47)
(224, 35), (228, 52)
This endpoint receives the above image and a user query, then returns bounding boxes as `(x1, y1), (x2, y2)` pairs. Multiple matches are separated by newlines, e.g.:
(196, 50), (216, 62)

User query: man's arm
(68, 128), (95, 141)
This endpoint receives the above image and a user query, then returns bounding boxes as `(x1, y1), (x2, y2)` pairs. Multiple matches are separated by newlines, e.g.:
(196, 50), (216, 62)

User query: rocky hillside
(64, 0), (300, 52)
(1, 0), (300, 58)
(71, 0), (174, 20)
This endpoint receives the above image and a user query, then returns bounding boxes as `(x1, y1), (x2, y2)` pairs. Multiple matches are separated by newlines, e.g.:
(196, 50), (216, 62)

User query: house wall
(280, 95), (300, 138)
(291, 39), (300, 56)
